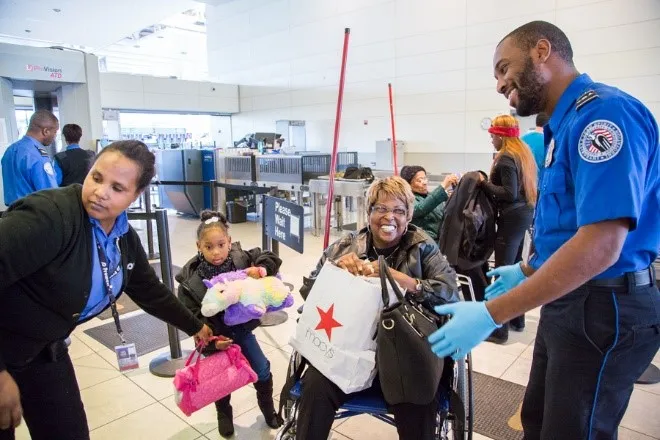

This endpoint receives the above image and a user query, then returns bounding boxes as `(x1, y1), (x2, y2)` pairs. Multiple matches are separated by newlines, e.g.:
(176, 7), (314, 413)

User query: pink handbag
(173, 339), (258, 416)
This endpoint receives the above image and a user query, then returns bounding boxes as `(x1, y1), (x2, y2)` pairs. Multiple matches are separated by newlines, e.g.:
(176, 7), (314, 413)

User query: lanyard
(95, 238), (126, 344)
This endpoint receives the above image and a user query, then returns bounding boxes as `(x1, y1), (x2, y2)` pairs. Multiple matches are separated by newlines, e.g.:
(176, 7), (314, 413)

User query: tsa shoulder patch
(44, 162), (55, 176)
(578, 120), (624, 163)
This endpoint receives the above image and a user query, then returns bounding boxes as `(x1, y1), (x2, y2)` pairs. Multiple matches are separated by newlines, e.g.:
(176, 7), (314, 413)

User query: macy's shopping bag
(289, 262), (389, 394)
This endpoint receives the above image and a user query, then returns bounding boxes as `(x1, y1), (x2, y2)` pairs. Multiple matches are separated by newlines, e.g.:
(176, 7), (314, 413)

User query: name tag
(115, 343), (139, 371)
(545, 139), (555, 168)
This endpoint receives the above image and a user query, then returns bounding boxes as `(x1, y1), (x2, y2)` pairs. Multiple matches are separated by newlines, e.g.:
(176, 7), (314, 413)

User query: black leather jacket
(300, 224), (460, 308)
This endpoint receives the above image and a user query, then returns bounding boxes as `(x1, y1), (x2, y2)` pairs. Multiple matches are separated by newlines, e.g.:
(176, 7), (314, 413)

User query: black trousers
(0, 341), (89, 440)
(495, 205), (534, 327)
(522, 283), (660, 439)
(494, 204), (534, 268)
(457, 262), (490, 302)
(296, 366), (437, 440)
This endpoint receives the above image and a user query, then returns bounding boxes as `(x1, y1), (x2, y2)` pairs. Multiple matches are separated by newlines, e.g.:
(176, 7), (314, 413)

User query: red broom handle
(323, 28), (351, 249)
(388, 82), (398, 175)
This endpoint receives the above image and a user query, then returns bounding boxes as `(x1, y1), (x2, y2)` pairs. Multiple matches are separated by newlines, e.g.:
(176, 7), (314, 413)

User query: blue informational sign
(264, 196), (304, 254)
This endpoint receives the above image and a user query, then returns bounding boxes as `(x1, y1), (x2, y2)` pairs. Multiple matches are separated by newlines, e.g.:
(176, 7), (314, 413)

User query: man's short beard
(515, 57), (546, 117)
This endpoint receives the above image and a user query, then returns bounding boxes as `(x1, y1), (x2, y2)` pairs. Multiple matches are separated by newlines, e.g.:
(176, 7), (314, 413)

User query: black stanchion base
(636, 364), (660, 385)
(260, 310), (289, 327)
(149, 350), (193, 378)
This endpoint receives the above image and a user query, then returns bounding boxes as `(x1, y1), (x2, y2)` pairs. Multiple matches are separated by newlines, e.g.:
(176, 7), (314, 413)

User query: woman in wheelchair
(295, 176), (461, 440)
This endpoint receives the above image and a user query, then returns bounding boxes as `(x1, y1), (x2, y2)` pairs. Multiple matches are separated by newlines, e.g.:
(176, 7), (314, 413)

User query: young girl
(176, 210), (283, 437)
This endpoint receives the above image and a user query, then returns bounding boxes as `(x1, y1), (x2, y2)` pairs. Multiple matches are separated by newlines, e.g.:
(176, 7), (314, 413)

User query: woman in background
(481, 115), (537, 343)
(401, 165), (458, 242)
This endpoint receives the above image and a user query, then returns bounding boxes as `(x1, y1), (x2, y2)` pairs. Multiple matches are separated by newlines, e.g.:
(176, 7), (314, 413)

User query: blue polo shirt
(521, 131), (545, 178)
(530, 74), (660, 279)
(79, 213), (128, 321)
(1, 136), (58, 206)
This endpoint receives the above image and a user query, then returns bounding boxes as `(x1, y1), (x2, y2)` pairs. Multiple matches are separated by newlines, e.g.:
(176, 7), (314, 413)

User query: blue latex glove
(428, 302), (500, 360)
(484, 263), (526, 300)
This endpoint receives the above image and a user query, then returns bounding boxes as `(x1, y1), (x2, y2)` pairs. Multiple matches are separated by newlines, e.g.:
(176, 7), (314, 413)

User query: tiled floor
(13, 214), (660, 440)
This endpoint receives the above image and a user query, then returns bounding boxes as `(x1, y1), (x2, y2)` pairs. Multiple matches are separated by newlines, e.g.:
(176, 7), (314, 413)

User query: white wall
(206, 0), (660, 173)
(99, 73), (240, 114)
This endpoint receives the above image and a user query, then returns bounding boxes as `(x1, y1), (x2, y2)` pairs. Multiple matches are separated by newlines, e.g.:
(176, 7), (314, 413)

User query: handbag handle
(184, 336), (224, 368)
(378, 256), (406, 307)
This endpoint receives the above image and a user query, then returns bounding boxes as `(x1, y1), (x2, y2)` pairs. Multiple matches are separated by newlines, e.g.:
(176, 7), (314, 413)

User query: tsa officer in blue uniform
(1, 110), (59, 206)
(428, 21), (659, 439)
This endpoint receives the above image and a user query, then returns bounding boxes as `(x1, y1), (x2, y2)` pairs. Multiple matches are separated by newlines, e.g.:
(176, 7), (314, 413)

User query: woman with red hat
(480, 114), (537, 343)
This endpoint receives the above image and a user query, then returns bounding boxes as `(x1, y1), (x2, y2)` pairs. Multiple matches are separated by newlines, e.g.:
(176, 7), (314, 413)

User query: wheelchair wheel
(438, 354), (473, 440)
(457, 354), (474, 439)
(275, 399), (298, 440)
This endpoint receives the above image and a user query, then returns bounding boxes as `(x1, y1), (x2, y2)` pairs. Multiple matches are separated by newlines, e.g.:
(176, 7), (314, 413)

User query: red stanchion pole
(388, 82), (398, 175)
(323, 28), (351, 249)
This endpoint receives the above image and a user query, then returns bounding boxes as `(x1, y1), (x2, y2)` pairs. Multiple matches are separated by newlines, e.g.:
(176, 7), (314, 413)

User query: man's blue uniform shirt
(53, 143), (81, 186)
(530, 74), (660, 279)
(79, 212), (128, 321)
(1, 135), (58, 206)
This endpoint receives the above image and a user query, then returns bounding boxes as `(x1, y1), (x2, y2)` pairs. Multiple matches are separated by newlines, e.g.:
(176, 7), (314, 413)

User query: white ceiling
(0, 0), (211, 80)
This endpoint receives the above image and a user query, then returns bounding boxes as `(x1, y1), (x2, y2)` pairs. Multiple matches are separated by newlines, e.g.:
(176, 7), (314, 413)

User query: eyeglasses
(370, 205), (407, 217)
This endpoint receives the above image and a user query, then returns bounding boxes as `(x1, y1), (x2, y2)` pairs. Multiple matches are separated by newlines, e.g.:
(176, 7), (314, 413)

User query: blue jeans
(230, 326), (271, 382)
(521, 282), (660, 439)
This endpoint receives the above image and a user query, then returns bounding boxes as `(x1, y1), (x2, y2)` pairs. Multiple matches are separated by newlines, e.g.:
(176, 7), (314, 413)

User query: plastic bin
(225, 201), (247, 224)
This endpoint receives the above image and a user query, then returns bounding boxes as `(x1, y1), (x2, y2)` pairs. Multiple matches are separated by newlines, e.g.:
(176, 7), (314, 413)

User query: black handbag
(376, 256), (444, 405)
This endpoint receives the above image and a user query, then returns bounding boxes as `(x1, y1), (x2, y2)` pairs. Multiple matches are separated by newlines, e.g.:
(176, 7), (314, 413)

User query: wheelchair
(275, 274), (475, 440)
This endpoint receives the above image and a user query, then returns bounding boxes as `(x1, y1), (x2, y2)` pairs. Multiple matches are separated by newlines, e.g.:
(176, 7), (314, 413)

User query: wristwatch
(414, 279), (423, 293)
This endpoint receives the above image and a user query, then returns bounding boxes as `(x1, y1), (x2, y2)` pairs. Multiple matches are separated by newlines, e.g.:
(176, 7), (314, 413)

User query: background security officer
(1, 110), (59, 206)
(429, 21), (659, 439)
(53, 123), (96, 186)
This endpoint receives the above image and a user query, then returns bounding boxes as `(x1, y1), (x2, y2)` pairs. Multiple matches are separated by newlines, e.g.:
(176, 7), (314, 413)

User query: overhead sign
(264, 196), (304, 254)
(25, 63), (63, 79)
(0, 43), (86, 83)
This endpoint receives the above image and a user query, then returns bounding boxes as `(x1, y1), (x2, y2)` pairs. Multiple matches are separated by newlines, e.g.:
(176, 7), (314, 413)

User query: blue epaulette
(575, 90), (599, 111)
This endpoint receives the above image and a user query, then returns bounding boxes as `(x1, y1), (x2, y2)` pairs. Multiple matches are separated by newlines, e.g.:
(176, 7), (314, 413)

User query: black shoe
(487, 325), (509, 344)
(510, 315), (525, 332)
(215, 396), (234, 437)
(254, 375), (283, 429)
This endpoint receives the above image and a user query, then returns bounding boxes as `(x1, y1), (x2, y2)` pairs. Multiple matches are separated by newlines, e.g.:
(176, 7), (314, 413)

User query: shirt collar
(66, 144), (81, 150)
(90, 212), (129, 240)
(24, 135), (45, 148)
(548, 73), (594, 135)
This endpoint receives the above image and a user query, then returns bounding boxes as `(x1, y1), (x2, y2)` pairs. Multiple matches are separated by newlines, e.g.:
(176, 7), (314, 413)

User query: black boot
(254, 375), (283, 429)
(510, 315), (525, 332)
(487, 323), (509, 344)
(214, 395), (234, 437)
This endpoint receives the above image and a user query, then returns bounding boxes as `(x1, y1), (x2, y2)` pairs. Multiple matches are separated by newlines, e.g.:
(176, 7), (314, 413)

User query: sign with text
(264, 196), (304, 254)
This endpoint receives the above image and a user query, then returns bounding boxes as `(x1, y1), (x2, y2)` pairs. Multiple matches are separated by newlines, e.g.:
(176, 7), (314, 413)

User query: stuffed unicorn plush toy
(200, 268), (294, 326)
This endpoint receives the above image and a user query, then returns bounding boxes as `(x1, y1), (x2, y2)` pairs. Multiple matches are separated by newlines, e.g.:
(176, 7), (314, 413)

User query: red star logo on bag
(315, 304), (343, 341)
